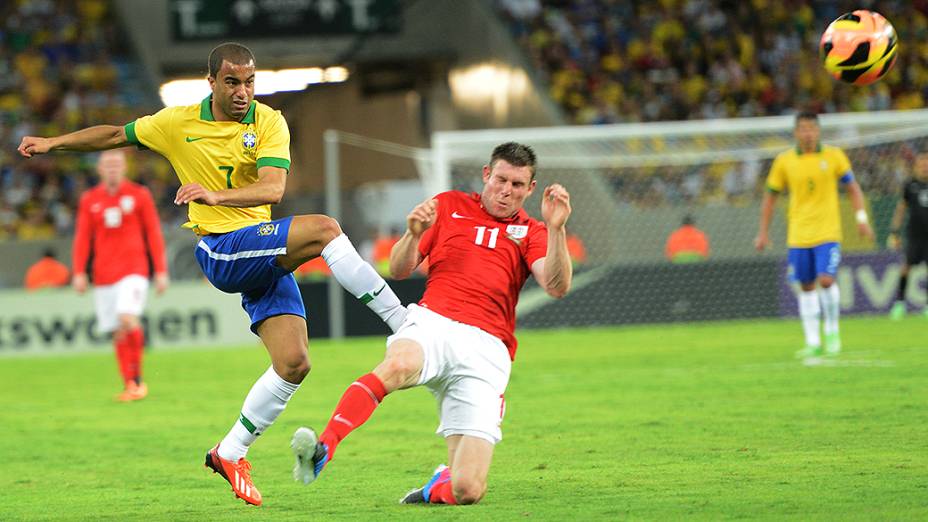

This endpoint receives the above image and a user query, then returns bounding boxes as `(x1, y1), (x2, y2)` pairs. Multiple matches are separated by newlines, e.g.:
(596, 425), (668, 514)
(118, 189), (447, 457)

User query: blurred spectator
(665, 214), (710, 263)
(566, 231), (588, 267)
(0, 202), (18, 239)
(371, 229), (401, 277)
(24, 248), (69, 290)
(294, 257), (331, 282)
(17, 205), (55, 240)
(500, 0), (541, 25)
(4, 177), (32, 208)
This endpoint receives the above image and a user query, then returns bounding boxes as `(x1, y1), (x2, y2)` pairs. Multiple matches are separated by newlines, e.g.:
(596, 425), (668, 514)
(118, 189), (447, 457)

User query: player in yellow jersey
(754, 112), (873, 359)
(17, 43), (408, 506)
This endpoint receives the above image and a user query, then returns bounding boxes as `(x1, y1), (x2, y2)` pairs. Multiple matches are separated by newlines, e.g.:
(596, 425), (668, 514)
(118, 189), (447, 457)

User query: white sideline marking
(739, 358), (896, 371)
(801, 357), (896, 368)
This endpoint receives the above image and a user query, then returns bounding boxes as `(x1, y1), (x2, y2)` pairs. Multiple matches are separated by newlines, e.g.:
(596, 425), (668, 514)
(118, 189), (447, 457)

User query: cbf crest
(257, 223), (279, 236)
(242, 128), (258, 159)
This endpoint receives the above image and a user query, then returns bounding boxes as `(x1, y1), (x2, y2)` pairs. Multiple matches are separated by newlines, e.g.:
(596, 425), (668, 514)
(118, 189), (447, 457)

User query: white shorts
(93, 274), (149, 333)
(386, 304), (512, 444)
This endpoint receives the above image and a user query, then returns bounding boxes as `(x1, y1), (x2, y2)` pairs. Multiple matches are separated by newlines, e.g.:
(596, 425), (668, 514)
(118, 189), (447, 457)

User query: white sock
(218, 366), (300, 461)
(819, 284), (840, 336)
(798, 289), (821, 347)
(321, 233), (407, 332)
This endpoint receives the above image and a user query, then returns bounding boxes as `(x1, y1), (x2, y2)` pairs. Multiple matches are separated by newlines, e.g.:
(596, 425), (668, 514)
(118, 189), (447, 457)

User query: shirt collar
(795, 142), (822, 155)
(200, 95), (256, 124)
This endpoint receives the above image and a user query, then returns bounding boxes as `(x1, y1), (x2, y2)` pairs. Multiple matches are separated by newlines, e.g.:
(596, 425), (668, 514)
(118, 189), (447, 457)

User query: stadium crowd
(500, 0), (928, 124)
(499, 0), (923, 207)
(0, 0), (181, 242)
(2, 0), (926, 245)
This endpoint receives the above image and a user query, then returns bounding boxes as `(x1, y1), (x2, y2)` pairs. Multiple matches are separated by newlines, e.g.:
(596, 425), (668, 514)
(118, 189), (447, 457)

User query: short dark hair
(682, 214), (694, 226)
(208, 43), (255, 78)
(795, 111), (819, 126)
(489, 142), (537, 179)
(42, 248), (57, 259)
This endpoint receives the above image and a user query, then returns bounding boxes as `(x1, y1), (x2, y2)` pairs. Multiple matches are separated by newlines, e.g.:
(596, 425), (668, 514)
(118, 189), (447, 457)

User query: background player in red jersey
(72, 149), (168, 401)
(291, 142), (572, 505)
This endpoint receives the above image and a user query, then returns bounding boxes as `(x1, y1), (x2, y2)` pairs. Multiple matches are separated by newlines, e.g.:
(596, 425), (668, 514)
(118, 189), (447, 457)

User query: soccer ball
(820, 10), (897, 86)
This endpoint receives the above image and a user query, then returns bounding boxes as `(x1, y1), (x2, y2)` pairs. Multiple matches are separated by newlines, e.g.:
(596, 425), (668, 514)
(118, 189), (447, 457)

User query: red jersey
(418, 191), (548, 360)
(72, 181), (167, 285)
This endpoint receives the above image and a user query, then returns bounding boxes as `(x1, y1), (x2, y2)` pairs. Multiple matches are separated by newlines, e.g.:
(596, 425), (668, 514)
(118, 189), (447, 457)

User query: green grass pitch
(2, 317), (926, 520)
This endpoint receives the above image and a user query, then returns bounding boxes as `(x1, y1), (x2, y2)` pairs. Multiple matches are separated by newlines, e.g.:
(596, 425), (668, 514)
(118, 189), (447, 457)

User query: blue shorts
(194, 216), (306, 334)
(787, 242), (841, 284)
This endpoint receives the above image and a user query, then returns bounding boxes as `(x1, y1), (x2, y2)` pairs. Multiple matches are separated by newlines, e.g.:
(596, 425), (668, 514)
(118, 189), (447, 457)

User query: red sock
(427, 468), (458, 505)
(319, 373), (387, 460)
(126, 327), (144, 384)
(113, 332), (132, 385)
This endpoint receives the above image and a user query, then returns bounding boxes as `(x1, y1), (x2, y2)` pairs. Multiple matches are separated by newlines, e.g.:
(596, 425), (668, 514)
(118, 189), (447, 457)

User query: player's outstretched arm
(18, 125), (129, 157)
(533, 184), (572, 298)
(754, 190), (778, 251)
(174, 166), (286, 207)
(390, 198), (436, 279)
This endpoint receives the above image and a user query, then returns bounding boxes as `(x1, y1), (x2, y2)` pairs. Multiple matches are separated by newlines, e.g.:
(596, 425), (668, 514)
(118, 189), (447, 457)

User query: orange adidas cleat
(116, 382), (148, 402)
(205, 444), (262, 506)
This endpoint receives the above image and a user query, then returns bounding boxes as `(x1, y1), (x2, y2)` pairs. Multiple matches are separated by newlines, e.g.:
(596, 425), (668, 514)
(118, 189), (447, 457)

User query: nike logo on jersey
(185, 136), (204, 143)
(373, 284), (386, 297)
(451, 211), (471, 219)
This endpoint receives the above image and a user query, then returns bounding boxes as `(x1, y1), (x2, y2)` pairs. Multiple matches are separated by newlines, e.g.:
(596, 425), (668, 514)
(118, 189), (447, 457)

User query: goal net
(430, 110), (928, 329)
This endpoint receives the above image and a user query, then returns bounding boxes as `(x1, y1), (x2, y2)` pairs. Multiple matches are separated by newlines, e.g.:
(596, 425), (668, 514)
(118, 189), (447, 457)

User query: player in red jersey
(291, 142), (572, 505)
(72, 149), (168, 401)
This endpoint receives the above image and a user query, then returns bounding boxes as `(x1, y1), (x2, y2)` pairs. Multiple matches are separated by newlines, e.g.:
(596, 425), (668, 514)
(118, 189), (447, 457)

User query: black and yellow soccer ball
(820, 10), (897, 86)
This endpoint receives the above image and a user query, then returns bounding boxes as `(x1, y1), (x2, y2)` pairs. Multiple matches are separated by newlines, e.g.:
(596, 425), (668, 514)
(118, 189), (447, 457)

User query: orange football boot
(205, 445), (262, 506)
(116, 382), (148, 402)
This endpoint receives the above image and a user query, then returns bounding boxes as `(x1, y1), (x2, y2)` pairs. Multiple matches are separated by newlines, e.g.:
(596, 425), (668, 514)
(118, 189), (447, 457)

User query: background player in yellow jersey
(17, 43), (407, 506)
(754, 112), (873, 357)
(754, 112), (873, 359)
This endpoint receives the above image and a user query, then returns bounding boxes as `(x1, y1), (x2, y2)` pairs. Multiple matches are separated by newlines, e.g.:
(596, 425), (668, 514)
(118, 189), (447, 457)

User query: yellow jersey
(125, 96), (291, 234)
(766, 144), (853, 248)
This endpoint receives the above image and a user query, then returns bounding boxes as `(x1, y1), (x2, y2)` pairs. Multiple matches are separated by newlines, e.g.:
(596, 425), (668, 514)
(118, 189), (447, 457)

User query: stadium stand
(0, 0), (182, 242)
(494, 0), (922, 213)
(498, 0), (927, 124)
(5, 0), (926, 244)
